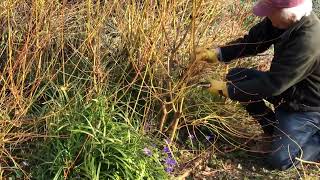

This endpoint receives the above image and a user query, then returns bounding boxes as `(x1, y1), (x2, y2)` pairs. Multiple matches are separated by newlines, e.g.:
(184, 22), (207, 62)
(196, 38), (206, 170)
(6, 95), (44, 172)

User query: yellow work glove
(195, 47), (219, 63)
(207, 79), (229, 97)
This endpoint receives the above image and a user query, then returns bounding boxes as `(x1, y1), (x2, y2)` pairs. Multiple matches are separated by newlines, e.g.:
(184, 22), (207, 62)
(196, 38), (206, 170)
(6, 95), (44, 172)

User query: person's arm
(219, 18), (276, 63)
(226, 38), (317, 102)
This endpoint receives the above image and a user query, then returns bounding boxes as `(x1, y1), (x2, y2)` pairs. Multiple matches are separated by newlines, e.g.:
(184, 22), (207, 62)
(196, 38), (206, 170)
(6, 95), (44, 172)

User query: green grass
(28, 95), (167, 179)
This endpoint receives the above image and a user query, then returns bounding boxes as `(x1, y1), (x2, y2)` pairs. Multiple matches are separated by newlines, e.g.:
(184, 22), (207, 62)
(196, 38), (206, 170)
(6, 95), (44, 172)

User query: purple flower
(164, 157), (176, 173)
(165, 166), (174, 173)
(188, 134), (195, 139)
(164, 157), (177, 166)
(163, 146), (173, 157)
(143, 147), (152, 156)
(205, 135), (213, 141)
(163, 146), (170, 154)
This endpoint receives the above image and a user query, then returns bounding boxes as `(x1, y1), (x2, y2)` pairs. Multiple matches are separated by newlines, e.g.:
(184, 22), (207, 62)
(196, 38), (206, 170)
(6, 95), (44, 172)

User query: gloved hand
(195, 47), (220, 63)
(207, 79), (229, 97)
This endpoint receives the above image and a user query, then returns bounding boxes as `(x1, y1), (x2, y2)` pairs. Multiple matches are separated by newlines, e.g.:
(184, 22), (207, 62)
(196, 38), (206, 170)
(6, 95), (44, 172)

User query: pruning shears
(195, 82), (211, 89)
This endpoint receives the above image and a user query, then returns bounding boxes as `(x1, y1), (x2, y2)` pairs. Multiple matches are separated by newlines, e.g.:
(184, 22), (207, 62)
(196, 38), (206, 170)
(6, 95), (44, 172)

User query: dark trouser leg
(226, 68), (277, 135)
(245, 102), (276, 135)
(268, 109), (320, 170)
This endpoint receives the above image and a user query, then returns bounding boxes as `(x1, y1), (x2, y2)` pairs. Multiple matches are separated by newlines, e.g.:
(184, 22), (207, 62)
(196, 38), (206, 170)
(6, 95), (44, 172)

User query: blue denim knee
(267, 109), (320, 170)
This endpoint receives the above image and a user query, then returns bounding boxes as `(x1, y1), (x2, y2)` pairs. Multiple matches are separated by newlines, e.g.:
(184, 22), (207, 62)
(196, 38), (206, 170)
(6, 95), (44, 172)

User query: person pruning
(196, 0), (320, 170)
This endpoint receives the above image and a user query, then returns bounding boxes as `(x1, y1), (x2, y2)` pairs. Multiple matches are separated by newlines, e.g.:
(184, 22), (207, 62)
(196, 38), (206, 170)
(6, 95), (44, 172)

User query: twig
(170, 111), (182, 142)
(175, 149), (211, 180)
(159, 103), (168, 132)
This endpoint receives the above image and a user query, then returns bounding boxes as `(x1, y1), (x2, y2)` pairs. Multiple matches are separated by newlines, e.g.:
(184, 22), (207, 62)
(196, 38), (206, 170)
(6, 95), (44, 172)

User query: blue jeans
(227, 68), (320, 170)
(269, 109), (320, 170)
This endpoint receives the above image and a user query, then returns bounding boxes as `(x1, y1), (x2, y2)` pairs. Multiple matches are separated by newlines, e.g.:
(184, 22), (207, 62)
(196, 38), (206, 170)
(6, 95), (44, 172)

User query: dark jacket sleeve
(219, 18), (276, 63)
(227, 36), (317, 102)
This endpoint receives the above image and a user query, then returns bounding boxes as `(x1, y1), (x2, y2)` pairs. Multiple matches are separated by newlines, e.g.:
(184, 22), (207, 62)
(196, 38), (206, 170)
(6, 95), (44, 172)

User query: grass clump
(30, 95), (167, 179)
